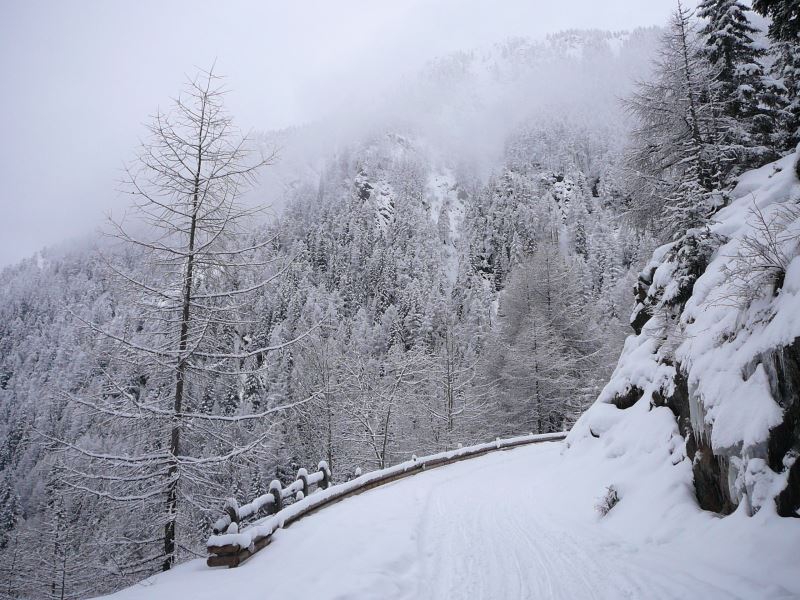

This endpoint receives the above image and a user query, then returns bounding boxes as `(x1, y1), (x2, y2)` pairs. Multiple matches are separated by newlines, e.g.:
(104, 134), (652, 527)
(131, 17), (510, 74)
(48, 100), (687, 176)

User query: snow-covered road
(105, 440), (800, 600)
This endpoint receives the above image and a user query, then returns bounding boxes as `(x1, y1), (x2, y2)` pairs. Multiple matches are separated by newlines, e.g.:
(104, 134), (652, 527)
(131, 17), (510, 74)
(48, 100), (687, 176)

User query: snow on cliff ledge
(569, 148), (800, 518)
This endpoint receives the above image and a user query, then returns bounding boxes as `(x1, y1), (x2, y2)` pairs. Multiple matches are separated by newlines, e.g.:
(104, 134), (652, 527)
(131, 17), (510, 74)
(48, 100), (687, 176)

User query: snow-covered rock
(570, 149), (800, 518)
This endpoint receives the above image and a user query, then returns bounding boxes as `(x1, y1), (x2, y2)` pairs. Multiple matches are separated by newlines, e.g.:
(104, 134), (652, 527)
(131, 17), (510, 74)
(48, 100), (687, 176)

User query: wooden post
(318, 461), (331, 489)
(297, 468), (310, 497)
(268, 480), (282, 514)
(223, 498), (240, 533)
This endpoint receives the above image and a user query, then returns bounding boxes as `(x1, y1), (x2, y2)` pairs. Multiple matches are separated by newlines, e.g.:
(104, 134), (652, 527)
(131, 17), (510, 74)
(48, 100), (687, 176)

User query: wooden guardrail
(207, 431), (567, 568)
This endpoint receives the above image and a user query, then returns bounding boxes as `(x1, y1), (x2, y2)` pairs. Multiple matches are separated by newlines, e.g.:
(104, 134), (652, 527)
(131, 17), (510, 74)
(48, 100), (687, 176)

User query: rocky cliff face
(569, 149), (800, 518)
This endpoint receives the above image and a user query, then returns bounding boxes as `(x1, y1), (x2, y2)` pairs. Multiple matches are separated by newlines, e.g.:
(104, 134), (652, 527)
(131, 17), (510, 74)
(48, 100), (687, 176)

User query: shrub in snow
(595, 485), (620, 517)
(721, 202), (800, 304)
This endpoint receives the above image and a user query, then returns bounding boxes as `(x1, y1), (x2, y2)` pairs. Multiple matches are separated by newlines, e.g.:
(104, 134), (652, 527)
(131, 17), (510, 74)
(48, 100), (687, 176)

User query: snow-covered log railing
(208, 462), (332, 545)
(207, 431), (566, 568)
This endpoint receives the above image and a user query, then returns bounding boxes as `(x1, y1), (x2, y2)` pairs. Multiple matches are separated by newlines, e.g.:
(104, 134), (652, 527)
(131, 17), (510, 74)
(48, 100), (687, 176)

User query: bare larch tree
(62, 68), (315, 575)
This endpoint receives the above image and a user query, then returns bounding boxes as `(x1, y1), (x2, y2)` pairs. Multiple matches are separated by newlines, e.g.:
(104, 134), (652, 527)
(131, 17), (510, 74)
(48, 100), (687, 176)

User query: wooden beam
(208, 432), (566, 568)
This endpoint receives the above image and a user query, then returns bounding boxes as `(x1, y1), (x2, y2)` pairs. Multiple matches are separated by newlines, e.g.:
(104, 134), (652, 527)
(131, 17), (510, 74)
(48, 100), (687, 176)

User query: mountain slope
(0, 30), (661, 595)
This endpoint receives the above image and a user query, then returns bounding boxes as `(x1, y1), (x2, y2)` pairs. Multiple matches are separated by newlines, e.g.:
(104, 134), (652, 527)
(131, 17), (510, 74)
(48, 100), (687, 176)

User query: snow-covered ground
(102, 440), (800, 600)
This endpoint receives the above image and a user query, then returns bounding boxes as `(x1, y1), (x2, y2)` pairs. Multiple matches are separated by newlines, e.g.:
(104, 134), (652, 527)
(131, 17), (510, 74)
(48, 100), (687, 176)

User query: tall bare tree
(62, 68), (315, 574)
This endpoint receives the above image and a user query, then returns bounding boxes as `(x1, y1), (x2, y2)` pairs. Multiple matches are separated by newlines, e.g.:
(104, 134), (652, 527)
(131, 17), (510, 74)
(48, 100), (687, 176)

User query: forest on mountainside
(1, 1), (799, 597)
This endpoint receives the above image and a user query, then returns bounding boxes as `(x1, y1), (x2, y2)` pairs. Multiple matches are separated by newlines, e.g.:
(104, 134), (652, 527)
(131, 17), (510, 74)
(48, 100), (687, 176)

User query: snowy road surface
(105, 441), (800, 600)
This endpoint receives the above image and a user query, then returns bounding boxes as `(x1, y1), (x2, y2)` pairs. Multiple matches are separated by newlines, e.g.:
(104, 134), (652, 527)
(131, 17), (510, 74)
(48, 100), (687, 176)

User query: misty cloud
(1, 0), (687, 266)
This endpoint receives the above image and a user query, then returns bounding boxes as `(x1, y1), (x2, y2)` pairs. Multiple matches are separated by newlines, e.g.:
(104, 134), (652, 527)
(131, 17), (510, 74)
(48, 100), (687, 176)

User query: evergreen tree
(36, 466), (95, 600)
(698, 0), (778, 157)
(698, 0), (785, 159)
(0, 475), (21, 549)
(753, 0), (800, 149)
(770, 40), (800, 149)
(0, 527), (35, 599)
(625, 4), (724, 235)
(698, 0), (762, 114)
(752, 0), (800, 43)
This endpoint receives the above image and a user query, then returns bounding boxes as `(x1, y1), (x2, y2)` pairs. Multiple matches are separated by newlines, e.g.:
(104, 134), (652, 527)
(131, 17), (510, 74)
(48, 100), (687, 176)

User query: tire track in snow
(410, 444), (788, 600)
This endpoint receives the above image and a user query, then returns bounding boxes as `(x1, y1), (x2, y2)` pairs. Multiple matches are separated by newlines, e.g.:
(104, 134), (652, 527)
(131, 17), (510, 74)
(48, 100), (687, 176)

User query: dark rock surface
(610, 385), (644, 410)
(753, 338), (800, 517)
(655, 365), (736, 514)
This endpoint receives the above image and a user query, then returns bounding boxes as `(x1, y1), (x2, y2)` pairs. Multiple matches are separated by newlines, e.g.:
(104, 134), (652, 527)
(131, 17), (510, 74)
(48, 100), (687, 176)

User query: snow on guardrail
(207, 431), (567, 567)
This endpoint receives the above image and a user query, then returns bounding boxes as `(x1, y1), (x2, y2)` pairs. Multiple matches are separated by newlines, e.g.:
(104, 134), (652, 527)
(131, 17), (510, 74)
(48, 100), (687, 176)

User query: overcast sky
(0, 0), (686, 266)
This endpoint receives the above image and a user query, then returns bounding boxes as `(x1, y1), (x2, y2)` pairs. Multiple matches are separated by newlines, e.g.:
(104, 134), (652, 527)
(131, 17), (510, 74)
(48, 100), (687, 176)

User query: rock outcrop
(570, 149), (800, 518)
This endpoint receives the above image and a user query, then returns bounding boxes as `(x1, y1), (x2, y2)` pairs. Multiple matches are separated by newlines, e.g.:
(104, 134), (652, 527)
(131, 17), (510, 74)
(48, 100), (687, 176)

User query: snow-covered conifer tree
(625, 4), (722, 235)
(0, 474), (21, 550)
(752, 0), (800, 43)
(698, 0), (780, 159)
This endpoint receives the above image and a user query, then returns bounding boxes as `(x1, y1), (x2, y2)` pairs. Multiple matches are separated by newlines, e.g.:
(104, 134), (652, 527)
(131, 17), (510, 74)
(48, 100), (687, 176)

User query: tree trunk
(676, 1), (708, 190)
(164, 102), (205, 571)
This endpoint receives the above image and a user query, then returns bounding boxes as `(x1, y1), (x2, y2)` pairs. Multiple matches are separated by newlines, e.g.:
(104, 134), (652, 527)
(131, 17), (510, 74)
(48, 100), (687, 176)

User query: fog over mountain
(0, 0), (684, 266)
